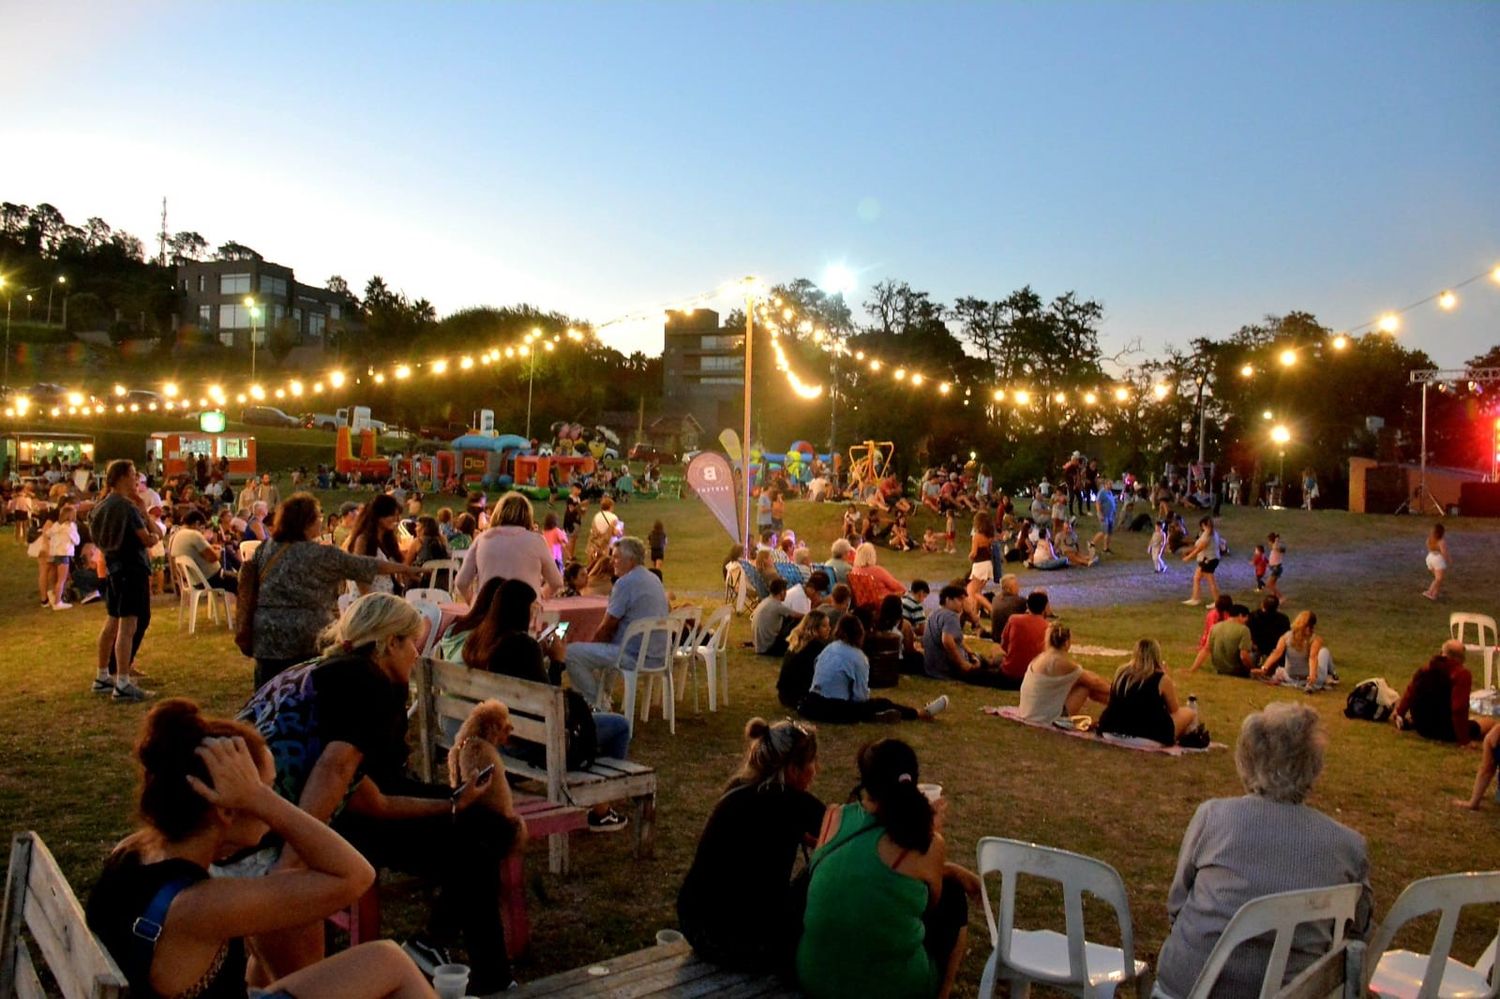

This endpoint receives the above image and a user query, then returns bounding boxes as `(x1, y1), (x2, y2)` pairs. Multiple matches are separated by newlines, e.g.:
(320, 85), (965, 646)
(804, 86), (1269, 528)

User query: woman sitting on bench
(87, 699), (434, 999)
(677, 717), (824, 971)
(235, 594), (522, 992)
(463, 577), (633, 834)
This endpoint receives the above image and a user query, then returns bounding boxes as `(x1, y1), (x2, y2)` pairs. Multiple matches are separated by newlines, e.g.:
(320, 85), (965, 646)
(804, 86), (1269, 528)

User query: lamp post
(46, 275), (66, 326)
(742, 285), (757, 548)
(245, 297), (261, 381)
(1271, 424), (1291, 506)
(523, 328), (541, 441)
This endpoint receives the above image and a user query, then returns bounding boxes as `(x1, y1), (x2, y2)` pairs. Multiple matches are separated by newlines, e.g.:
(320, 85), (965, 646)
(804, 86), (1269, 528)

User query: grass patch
(3, 484), (1499, 988)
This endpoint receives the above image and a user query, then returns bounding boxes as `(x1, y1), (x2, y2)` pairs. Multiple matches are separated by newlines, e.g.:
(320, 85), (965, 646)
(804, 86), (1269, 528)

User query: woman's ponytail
(856, 738), (933, 853)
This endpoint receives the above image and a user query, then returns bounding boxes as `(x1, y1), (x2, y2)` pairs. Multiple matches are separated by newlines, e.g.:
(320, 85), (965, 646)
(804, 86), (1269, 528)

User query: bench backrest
(413, 657), (568, 802)
(0, 831), (127, 999)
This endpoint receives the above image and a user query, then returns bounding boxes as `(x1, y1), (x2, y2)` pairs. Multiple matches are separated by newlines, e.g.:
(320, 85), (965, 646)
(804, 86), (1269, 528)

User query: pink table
(438, 595), (610, 644)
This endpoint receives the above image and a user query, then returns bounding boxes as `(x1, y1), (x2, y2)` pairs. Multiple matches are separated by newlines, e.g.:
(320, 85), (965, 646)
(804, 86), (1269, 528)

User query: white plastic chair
(407, 599), (445, 656)
(174, 556), (233, 635)
(976, 836), (1151, 999)
(599, 616), (682, 737)
(238, 539), (262, 563)
(1451, 614), (1499, 691)
(404, 587), (452, 606)
(1363, 871), (1500, 998)
(421, 558), (460, 597)
(667, 606), (703, 711)
(1152, 883), (1364, 999)
(678, 605), (732, 712)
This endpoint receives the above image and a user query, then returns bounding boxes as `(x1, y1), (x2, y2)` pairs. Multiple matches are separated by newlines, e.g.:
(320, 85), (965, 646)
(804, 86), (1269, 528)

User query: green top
(1209, 619), (1253, 676)
(795, 802), (937, 999)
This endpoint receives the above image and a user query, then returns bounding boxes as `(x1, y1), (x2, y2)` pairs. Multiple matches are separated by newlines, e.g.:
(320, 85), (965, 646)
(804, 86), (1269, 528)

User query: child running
(1266, 532), (1286, 598)
(1251, 543), (1268, 590)
(648, 519), (668, 570)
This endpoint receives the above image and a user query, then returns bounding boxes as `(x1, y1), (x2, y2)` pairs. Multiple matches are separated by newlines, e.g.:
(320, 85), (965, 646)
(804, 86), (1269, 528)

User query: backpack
(1344, 678), (1397, 722)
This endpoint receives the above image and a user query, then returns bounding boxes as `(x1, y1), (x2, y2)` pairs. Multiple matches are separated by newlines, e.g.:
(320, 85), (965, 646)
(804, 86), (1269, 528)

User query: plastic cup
(918, 782), (942, 802)
(432, 963), (470, 999)
(656, 928), (685, 946)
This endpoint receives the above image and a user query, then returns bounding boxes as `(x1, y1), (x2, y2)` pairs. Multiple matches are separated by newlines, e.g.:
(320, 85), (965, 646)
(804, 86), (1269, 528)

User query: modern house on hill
(661, 308), (743, 434)
(174, 258), (357, 351)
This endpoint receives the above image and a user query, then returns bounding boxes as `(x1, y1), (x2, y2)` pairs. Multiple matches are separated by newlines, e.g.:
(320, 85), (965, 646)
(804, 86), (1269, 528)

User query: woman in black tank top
(1097, 639), (1197, 747)
(86, 699), (436, 999)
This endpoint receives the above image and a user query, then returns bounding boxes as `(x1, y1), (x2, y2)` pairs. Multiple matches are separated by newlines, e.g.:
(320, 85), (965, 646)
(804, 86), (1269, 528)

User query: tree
(27, 203), (66, 256)
(168, 231), (208, 263)
(951, 296), (1001, 368)
(325, 275), (351, 298)
(215, 241), (262, 261)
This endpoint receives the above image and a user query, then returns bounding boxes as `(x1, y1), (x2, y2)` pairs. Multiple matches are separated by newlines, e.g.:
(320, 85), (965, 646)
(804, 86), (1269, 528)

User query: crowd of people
(4, 441), (1491, 999)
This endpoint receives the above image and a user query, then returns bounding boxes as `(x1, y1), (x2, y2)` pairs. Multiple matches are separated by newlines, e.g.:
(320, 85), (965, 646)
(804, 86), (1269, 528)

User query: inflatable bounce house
(747, 440), (834, 487)
(335, 426), (393, 481)
(433, 433), (530, 491)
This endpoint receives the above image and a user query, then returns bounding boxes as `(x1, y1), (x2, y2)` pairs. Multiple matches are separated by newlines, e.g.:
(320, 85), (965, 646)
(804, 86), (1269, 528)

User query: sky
(3, 1), (1497, 368)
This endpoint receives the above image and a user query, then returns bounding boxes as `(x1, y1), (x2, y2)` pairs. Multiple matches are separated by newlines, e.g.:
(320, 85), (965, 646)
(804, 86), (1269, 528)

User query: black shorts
(1198, 558), (1220, 574)
(1269, 564), (1283, 579)
(104, 567), (151, 619)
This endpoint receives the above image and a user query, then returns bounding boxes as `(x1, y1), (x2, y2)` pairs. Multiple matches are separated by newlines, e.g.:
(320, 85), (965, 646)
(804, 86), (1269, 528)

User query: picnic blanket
(985, 705), (1225, 755)
(1070, 644), (1130, 658)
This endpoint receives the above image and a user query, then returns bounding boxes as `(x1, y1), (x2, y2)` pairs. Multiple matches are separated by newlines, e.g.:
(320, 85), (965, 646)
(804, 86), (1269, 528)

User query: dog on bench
(450, 700), (528, 846)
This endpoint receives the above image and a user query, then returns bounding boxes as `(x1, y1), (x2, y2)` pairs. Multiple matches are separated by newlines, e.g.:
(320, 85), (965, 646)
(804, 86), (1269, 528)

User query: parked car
(304, 406), (388, 433)
(629, 443), (677, 464)
(241, 405), (301, 428)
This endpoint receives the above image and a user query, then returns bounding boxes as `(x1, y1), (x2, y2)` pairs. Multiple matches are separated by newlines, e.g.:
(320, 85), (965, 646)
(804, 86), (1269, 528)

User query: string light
(1113, 387), (1129, 402)
(1377, 313), (1400, 334)
(1153, 383), (1171, 399)
(1279, 349), (1297, 367)
(1438, 291), (1457, 311)
(1013, 389), (1031, 406)
(1332, 334), (1349, 350)
(1240, 364), (1254, 378)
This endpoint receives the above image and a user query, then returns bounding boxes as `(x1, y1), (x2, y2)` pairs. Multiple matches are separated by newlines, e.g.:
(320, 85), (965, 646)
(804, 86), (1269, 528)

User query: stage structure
(1410, 367), (1500, 513)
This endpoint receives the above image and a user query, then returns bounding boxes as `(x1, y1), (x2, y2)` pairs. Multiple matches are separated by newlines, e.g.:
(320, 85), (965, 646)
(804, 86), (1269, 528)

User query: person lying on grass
(87, 699), (434, 999)
(678, 717), (824, 972)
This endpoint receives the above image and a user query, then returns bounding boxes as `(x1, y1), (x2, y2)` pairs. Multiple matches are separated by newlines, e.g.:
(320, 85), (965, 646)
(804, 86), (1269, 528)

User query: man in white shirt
(167, 509), (237, 592)
(784, 570), (829, 616)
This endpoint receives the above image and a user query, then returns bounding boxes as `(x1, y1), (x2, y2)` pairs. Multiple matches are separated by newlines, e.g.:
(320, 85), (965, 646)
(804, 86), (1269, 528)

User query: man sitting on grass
(751, 577), (804, 656)
(1187, 603), (1252, 676)
(922, 584), (1013, 687)
(1393, 640), (1494, 746)
(900, 579), (929, 638)
(996, 590), (1052, 690)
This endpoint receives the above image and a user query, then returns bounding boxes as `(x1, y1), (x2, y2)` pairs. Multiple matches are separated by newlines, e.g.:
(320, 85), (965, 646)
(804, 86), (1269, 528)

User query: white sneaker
(923, 695), (949, 718)
(1182, 598), (1202, 606)
(51, 601), (73, 611)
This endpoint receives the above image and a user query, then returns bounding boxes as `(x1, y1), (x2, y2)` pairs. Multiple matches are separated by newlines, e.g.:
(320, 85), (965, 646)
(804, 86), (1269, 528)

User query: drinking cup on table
(918, 783), (943, 803)
(432, 963), (470, 999)
(656, 928), (685, 946)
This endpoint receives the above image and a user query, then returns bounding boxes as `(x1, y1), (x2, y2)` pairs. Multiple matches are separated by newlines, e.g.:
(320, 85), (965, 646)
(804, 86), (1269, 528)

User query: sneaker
(90, 677), (114, 695)
(588, 808), (630, 834)
(1181, 598), (1202, 606)
(1088, 555), (1100, 567)
(80, 591), (102, 604)
(401, 937), (451, 977)
(51, 601), (73, 611)
(872, 708), (903, 724)
(112, 680), (151, 702)
(922, 695), (949, 719)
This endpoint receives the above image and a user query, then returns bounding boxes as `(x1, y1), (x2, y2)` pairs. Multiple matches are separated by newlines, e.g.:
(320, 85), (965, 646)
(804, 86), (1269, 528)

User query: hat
(1071, 451), (1082, 459)
(338, 501), (359, 516)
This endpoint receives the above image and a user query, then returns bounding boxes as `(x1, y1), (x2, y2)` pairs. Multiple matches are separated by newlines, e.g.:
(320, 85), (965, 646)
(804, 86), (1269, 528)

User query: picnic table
(438, 594), (609, 643)
(512, 939), (798, 997)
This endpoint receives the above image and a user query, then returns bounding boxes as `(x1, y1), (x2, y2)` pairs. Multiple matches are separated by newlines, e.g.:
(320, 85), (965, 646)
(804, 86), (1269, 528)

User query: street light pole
(47, 275), (65, 326)
(741, 286), (756, 548)
(3, 291), (11, 391)
(525, 345), (536, 441)
(245, 297), (260, 382)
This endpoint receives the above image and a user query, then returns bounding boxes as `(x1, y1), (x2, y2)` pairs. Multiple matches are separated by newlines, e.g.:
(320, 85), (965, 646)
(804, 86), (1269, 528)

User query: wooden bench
(412, 657), (658, 874)
(328, 794), (586, 959)
(1, 831), (128, 999)
(512, 939), (798, 997)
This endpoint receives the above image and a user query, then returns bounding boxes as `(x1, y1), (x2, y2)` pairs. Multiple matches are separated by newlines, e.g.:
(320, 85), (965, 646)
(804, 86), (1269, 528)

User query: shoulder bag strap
(130, 877), (193, 966)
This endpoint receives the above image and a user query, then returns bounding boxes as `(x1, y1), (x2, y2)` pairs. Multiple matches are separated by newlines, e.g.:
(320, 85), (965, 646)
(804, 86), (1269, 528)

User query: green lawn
(3, 483), (1499, 993)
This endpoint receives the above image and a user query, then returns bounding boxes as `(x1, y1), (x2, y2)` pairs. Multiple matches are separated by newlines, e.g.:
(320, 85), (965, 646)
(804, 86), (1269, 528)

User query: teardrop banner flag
(718, 429), (742, 464)
(688, 451), (742, 546)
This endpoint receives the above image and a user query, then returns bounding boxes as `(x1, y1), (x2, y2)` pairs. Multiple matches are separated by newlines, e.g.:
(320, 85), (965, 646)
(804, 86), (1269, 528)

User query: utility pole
(156, 196), (169, 267)
(741, 287), (756, 548)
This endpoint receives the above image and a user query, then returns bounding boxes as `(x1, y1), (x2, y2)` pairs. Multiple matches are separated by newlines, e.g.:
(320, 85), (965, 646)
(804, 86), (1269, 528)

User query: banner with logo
(688, 451), (742, 546)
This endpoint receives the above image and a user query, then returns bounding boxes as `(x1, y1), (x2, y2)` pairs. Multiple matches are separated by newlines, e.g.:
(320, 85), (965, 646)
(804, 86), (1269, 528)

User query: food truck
(148, 430), (257, 481)
(2, 431), (95, 478)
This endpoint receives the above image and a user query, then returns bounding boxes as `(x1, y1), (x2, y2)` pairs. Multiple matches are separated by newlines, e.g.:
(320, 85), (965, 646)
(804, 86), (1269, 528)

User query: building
(661, 308), (743, 433)
(174, 258), (356, 351)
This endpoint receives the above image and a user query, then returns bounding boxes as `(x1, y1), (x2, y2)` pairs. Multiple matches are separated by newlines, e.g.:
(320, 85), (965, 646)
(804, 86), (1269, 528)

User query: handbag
(234, 542), (290, 656)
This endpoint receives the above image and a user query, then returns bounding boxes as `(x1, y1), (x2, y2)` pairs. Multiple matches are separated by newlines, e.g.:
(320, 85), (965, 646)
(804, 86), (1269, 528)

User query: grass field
(2, 484), (1499, 993)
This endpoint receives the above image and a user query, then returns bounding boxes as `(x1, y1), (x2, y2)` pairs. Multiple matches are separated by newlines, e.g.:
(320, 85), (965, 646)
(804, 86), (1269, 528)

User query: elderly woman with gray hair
(1154, 702), (1371, 999)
